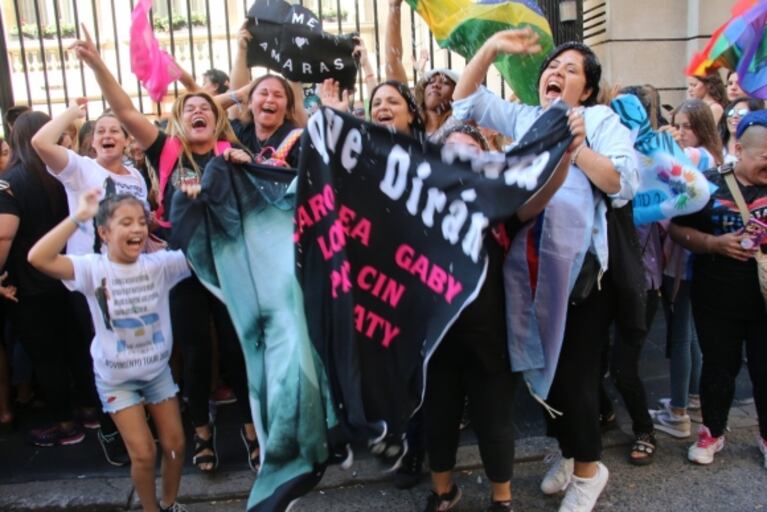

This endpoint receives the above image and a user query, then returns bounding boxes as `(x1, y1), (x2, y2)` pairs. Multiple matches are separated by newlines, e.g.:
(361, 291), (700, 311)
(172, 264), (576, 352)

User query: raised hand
(352, 39), (369, 65)
(319, 79), (350, 112)
(416, 48), (430, 74)
(75, 187), (102, 223)
(68, 24), (102, 68)
(488, 28), (542, 57)
(69, 97), (88, 119)
(237, 21), (253, 51)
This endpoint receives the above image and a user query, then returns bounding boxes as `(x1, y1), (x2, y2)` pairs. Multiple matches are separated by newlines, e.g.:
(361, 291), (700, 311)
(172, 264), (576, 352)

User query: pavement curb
(0, 430), (632, 511)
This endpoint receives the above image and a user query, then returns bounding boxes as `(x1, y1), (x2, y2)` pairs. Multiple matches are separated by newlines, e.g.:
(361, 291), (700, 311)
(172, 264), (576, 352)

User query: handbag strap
(719, 163), (751, 223)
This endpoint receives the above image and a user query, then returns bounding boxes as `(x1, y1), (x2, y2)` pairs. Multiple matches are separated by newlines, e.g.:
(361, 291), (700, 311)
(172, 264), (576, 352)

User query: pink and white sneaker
(688, 425), (724, 465)
(759, 437), (767, 470)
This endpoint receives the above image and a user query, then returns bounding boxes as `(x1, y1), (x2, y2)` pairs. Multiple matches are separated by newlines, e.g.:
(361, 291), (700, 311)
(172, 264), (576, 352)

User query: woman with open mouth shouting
(32, 99), (148, 257)
(70, 25), (262, 476)
(453, 31), (639, 512)
(216, 22), (306, 169)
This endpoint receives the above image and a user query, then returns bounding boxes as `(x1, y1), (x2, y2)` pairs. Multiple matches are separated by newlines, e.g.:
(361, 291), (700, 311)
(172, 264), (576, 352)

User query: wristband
(570, 143), (586, 166)
(229, 91), (242, 107)
(69, 215), (88, 232)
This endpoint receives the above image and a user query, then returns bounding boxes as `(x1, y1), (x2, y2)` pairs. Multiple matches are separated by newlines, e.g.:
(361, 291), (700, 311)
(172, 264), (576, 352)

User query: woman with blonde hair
(71, 26), (261, 474)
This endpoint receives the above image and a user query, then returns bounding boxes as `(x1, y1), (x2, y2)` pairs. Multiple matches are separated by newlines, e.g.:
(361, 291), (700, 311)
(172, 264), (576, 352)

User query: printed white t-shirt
(48, 150), (148, 255)
(64, 250), (190, 386)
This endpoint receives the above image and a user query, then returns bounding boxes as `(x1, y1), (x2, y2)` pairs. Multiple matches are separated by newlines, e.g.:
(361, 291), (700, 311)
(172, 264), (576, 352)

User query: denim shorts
(96, 366), (179, 414)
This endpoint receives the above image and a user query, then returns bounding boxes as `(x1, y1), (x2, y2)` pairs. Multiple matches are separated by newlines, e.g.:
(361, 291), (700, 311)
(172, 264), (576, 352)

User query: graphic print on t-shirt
(99, 268), (167, 372)
(171, 166), (201, 189)
(95, 278), (112, 330)
(710, 195), (767, 235)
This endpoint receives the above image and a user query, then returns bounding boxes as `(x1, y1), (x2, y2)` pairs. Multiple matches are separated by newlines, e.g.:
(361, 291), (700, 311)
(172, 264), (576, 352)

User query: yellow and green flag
(405, 0), (554, 104)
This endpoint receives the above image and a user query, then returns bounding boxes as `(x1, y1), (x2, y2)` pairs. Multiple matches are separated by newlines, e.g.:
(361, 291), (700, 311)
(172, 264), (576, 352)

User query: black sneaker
(159, 502), (188, 512)
(394, 449), (424, 489)
(98, 429), (130, 466)
(485, 500), (513, 512)
(423, 484), (461, 512)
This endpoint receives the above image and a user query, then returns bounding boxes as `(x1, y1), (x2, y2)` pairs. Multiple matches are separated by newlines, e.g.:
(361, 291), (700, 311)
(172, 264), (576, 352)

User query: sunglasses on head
(728, 108), (749, 119)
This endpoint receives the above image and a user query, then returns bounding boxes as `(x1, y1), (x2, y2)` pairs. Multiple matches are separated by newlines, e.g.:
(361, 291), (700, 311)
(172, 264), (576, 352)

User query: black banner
(246, 0), (358, 88)
(295, 106), (573, 443)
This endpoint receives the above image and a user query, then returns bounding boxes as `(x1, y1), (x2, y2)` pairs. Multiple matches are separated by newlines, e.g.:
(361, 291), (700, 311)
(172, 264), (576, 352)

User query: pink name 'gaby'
(394, 244), (463, 304)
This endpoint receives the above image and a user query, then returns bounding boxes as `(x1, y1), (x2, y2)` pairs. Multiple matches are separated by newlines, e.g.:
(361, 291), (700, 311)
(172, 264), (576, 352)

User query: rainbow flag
(405, 0), (554, 105)
(686, 0), (767, 99)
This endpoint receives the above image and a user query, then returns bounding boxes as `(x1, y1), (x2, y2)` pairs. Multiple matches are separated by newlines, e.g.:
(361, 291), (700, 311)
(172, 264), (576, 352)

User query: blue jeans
(662, 276), (702, 409)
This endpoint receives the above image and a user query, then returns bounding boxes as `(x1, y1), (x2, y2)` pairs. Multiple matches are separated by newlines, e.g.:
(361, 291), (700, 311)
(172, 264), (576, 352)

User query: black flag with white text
(294, 105), (573, 444)
(246, 0), (358, 88)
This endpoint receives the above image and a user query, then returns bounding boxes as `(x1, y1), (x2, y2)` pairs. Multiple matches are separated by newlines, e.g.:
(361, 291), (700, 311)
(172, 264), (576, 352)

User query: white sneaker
(688, 425), (725, 464)
(687, 394), (701, 410)
(759, 437), (767, 469)
(558, 462), (609, 512)
(541, 453), (574, 495)
(650, 401), (691, 438)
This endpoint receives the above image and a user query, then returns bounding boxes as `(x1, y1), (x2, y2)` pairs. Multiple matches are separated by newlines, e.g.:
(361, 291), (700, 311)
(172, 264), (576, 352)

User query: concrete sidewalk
(0, 430), (630, 510)
(0, 314), (761, 510)
(0, 402), (762, 511)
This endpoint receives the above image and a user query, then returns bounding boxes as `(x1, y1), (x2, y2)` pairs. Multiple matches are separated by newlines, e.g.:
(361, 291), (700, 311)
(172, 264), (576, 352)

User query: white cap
(420, 68), (459, 85)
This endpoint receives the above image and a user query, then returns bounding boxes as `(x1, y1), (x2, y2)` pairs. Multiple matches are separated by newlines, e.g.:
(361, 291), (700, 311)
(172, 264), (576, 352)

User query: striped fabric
(405, 0), (554, 104)
(686, 0), (767, 99)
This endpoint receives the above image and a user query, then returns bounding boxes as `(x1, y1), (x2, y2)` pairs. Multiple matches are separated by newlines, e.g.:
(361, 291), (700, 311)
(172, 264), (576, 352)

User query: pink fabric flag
(130, 0), (181, 102)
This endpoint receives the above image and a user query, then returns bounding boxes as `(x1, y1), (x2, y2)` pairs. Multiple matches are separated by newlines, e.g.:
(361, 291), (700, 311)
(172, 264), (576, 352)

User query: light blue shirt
(452, 86), (639, 400)
(452, 86), (639, 271)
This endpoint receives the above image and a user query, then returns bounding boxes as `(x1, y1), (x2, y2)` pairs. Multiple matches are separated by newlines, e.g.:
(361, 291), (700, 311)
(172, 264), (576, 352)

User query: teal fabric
(172, 159), (337, 511)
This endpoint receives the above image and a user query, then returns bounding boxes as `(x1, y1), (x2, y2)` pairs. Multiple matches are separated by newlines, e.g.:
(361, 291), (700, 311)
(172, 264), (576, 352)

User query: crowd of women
(0, 4), (765, 511)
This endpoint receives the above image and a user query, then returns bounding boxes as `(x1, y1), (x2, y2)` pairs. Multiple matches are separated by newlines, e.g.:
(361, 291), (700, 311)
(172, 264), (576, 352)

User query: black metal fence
(0, 0), (581, 128)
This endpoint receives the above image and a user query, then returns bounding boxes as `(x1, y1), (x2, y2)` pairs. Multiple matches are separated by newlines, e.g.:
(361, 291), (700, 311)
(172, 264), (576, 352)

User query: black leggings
(600, 289), (659, 436)
(546, 282), (612, 462)
(693, 306), (767, 439)
(170, 275), (251, 428)
(424, 331), (519, 482)
(11, 291), (97, 422)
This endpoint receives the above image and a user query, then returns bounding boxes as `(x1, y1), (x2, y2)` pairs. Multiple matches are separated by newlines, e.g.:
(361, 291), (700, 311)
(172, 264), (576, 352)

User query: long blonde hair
(167, 91), (239, 173)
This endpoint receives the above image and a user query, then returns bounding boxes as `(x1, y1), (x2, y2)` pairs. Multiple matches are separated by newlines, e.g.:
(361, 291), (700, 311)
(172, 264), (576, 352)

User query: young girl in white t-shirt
(29, 189), (190, 512)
